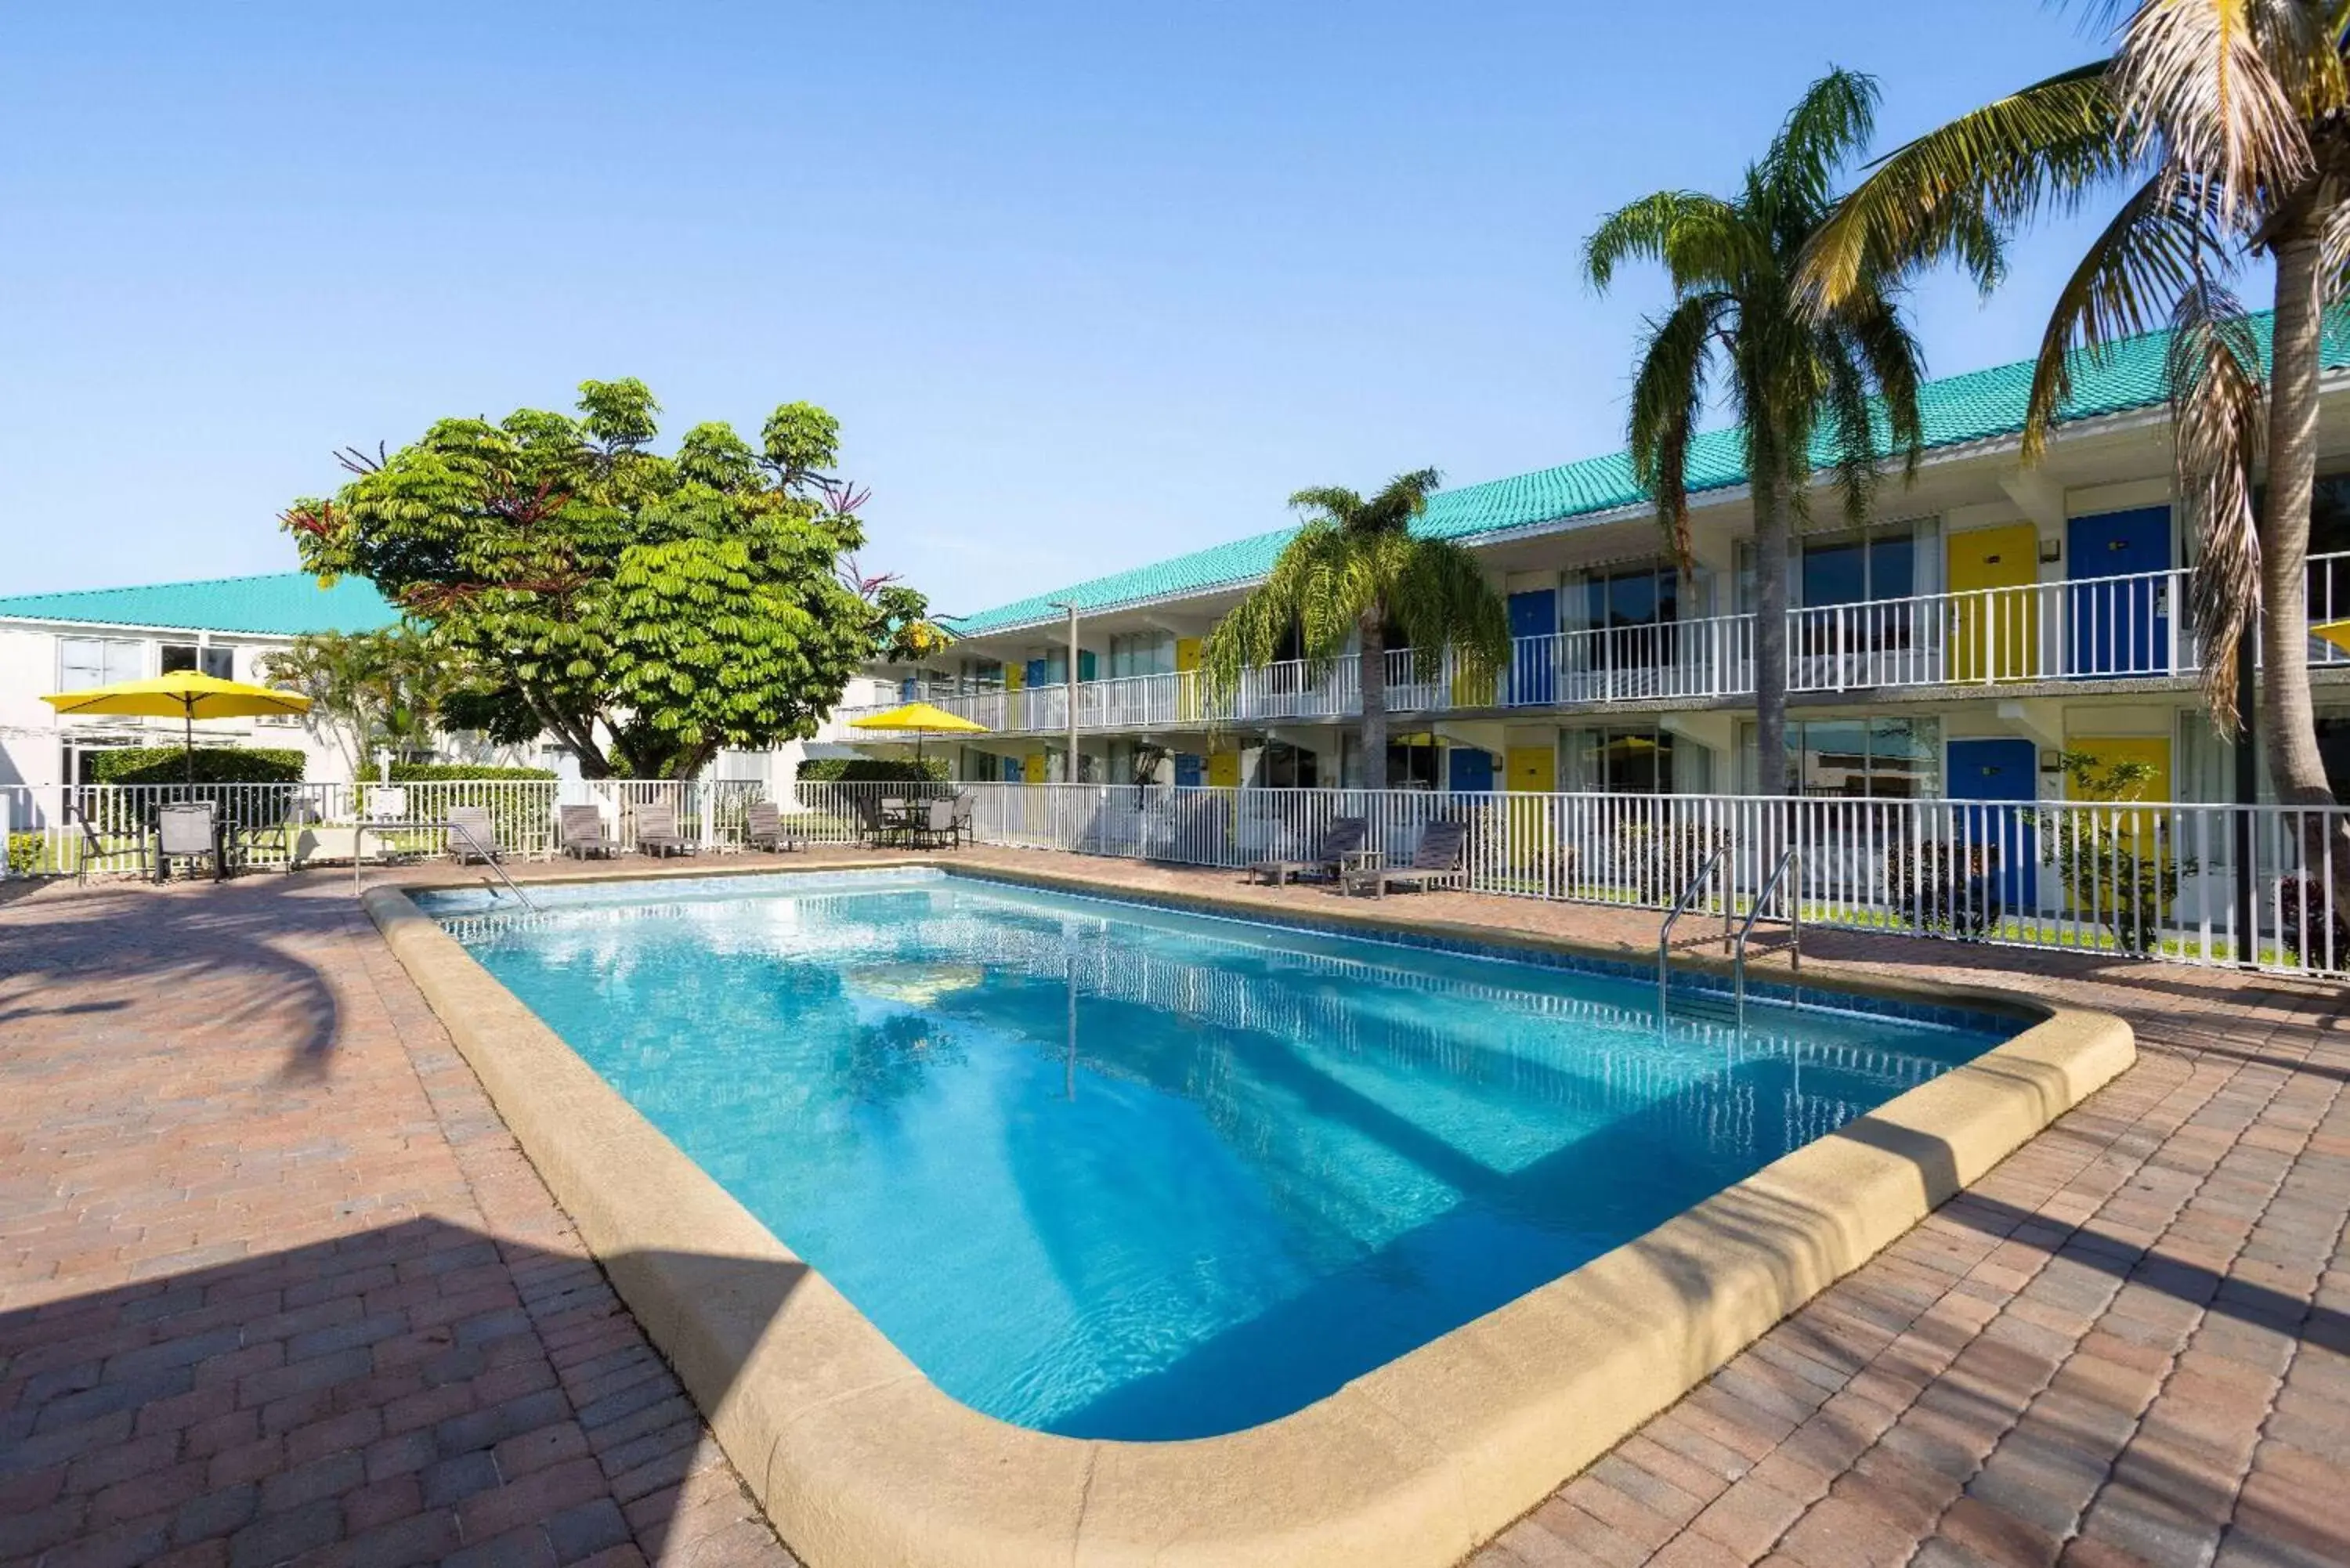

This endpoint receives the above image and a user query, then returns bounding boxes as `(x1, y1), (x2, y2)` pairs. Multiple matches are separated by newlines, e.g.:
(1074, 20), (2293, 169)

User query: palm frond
(1759, 67), (1880, 225)
(2022, 171), (2224, 458)
(1285, 486), (1364, 527)
(1385, 537), (1513, 681)
(1585, 191), (1762, 294)
(1796, 61), (2129, 312)
(1627, 292), (1730, 573)
(2167, 276), (2268, 735)
(1352, 468), (1442, 536)
(2113, 0), (2316, 227)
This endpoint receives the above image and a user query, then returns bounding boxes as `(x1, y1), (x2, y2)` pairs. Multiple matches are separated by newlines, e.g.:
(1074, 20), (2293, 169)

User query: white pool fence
(4, 777), (2345, 980)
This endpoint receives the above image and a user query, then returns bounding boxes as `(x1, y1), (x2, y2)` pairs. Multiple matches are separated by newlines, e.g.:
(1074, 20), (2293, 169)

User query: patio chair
(446, 805), (501, 865)
(947, 789), (975, 847)
(633, 801), (699, 858)
(745, 800), (802, 853)
(155, 802), (223, 883)
(559, 804), (622, 860)
(850, 792), (891, 847)
(1255, 816), (1367, 887)
(908, 797), (958, 850)
(70, 804), (146, 885)
(1364, 820), (1470, 899)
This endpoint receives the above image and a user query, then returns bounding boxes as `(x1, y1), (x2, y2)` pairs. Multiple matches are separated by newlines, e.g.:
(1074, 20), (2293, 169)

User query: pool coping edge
(363, 863), (2135, 1568)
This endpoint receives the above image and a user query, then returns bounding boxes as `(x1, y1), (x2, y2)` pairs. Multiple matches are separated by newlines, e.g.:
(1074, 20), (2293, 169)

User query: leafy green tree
(1798, 2), (2350, 820)
(1199, 470), (1506, 789)
(258, 627), (456, 775)
(1584, 67), (1927, 794)
(284, 381), (939, 779)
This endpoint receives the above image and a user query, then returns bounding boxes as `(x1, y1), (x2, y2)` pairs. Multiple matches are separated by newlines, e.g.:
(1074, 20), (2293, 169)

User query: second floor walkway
(848, 558), (2350, 735)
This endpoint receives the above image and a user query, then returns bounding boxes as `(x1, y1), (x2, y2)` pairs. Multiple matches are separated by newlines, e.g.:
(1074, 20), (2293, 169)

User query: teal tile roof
(949, 310), (2350, 638)
(0, 572), (398, 636)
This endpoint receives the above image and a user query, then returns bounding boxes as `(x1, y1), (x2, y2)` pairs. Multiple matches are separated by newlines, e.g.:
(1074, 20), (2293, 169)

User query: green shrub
(388, 763), (557, 782)
(89, 746), (306, 785)
(797, 757), (948, 783)
(8, 831), (69, 876)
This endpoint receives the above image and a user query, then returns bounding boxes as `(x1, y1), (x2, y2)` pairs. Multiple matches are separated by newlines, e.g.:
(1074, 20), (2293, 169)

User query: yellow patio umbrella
(846, 700), (989, 771)
(2315, 620), (2350, 656)
(43, 672), (313, 782)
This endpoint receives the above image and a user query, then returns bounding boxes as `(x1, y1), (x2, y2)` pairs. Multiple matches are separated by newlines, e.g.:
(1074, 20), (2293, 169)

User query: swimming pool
(423, 867), (2019, 1441)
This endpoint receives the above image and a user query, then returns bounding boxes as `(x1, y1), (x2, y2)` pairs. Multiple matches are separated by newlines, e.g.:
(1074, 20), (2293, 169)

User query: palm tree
(1585, 67), (1929, 794)
(1797, 2), (2350, 821)
(1199, 470), (1507, 789)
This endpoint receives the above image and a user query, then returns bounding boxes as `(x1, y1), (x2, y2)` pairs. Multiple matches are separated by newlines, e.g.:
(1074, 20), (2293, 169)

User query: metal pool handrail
(1734, 845), (1799, 1026)
(1658, 843), (1729, 1019)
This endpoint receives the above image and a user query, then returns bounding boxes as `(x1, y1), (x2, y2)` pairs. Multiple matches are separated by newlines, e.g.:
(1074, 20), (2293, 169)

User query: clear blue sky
(2, 2), (2130, 618)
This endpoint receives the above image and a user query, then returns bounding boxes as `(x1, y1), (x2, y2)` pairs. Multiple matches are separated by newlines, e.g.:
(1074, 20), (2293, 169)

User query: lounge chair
(154, 801), (223, 883)
(1255, 816), (1367, 886)
(446, 804), (501, 865)
(633, 801), (698, 858)
(559, 804), (622, 860)
(1363, 821), (1470, 898)
(745, 800), (801, 853)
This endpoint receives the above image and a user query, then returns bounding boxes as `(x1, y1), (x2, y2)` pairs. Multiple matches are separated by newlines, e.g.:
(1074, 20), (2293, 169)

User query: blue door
(1000, 755), (1022, 783)
(1173, 753), (1205, 788)
(1508, 589), (1557, 705)
(2068, 507), (2171, 677)
(1448, 747), (1495, 793)
(1947, 739), (2037, 907)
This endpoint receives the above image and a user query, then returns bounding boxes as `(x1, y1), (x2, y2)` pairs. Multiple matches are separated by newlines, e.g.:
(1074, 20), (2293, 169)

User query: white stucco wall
(0, 620), (354, 793)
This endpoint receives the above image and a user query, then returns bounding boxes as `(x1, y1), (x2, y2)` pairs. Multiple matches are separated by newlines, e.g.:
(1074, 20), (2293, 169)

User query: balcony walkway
(2, 851), (2346, 1567)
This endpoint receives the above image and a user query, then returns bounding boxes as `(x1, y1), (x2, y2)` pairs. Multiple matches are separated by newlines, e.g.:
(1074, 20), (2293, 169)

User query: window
(161, 644), (234, 680)
(1258, 740), (1318, 789)
(59, 637), (143, 688)
(1107, 634), (1173, 680)
(1799, 529), (1914, 607)
(1565, 724), (1676, 794)
(1747, 717), (1940, 797)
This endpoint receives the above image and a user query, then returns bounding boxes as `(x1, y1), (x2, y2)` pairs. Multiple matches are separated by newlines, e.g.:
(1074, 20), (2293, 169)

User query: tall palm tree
(1798, 1), (2350, 821)
(1585, 67), (1929, 794)
(1199, 470), (1507, 789)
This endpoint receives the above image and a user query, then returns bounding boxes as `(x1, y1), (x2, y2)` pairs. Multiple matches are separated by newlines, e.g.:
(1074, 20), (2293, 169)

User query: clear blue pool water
(422, 869), (2016, 1441)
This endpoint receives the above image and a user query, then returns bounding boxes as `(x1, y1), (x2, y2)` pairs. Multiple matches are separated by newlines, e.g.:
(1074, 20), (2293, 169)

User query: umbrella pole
(184, 703), (195, 786)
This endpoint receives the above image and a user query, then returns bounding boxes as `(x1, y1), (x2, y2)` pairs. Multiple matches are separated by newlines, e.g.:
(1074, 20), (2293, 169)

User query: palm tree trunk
(1752, 475), (1792, 795)
(2263, 224), (2350, 927)
(1359, 610), (1389, 789)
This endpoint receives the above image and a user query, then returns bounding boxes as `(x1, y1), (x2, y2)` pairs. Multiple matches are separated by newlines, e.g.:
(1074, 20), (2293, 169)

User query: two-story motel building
(846, 317), (2350, 818)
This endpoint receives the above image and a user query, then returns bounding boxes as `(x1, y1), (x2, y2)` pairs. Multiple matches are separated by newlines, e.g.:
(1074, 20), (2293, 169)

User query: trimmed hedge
(797, 757), (949, 783)
(89, 747), (306, 785)
(389, 763), (556, 782)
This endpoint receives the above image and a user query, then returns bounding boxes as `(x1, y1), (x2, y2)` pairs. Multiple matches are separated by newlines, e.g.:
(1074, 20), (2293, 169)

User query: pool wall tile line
(364, 872), (2134, 1568)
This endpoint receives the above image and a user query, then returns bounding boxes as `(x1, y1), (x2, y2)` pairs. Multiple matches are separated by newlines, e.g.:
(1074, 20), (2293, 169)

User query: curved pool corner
(362, 870), (2135, 1568)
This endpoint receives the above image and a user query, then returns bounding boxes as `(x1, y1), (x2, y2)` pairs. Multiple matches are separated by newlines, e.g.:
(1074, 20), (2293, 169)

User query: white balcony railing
(844, 555), (2350, 736)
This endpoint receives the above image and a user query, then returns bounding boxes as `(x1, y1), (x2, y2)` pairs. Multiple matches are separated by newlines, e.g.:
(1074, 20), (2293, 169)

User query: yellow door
(1206, 750), (1241, 789)
(1003, 661), (1025, 732)
(1021, 751), (1047, 785)
(2067, 735), (2171, 838)
(1503, 746), (1557, 882)
(1175, 637), (1202, 721)
(1451, 652), (1497, 710)
(1948, 524), (2040, 681)
(1506, 746), (1555, 791)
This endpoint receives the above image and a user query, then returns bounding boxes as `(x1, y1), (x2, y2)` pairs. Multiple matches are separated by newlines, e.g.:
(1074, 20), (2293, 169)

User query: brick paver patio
(5, 847), (2349, 1567)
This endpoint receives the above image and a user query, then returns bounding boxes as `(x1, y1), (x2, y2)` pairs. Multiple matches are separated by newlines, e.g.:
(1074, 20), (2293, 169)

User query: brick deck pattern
(5, 847), (2349, 1567)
